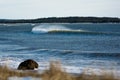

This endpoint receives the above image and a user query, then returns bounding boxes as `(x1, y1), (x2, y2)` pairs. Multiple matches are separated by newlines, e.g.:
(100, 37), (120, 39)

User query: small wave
(49, 49), (120, 58)
(48, 30), (120, 36)
(48, 29), (85, 33)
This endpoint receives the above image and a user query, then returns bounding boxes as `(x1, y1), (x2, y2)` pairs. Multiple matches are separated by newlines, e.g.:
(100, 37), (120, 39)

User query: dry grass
(0, 66), (41, 80)
(0, 61), (119, 80)
(41, 61), (119, 80)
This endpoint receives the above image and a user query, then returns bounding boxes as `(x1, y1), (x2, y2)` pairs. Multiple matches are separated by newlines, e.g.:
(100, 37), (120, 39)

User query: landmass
(0, 17), (120, 23)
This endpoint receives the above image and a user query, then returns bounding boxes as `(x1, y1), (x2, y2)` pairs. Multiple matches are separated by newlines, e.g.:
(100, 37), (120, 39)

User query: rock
(17, 59), (38, 70)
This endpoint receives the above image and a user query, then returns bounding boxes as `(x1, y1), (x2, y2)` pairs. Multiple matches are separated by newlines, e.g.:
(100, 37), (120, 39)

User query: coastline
(0, 23), (120, 26)
(0, 17), (120, 24)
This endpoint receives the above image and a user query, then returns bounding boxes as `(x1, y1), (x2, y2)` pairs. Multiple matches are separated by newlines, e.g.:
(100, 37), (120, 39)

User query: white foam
(63, 66), (83, 74)
(0, 57), (21, 69)
(32, 24), (71, 33)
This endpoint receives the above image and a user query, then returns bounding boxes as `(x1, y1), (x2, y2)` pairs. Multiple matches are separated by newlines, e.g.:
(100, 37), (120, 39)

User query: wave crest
(32, 24), (84, 33)
(31, 24), (120, 36)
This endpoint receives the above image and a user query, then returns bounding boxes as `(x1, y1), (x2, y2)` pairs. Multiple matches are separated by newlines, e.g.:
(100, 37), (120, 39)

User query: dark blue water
(0, 23), (120, 73)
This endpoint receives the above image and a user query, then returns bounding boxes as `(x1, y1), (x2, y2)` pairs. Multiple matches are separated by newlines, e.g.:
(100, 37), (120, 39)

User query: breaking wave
(31, 24), (120, 36)
(32, 24), (85, 33)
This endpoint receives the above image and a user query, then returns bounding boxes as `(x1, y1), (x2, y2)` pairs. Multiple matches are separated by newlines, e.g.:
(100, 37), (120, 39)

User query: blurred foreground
(0, 62), (119, 80)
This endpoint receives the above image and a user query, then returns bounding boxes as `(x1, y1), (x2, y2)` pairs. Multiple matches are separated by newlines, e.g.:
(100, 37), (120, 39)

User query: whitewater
(32, 24), (86, 33)
(0, 23), (120, 75)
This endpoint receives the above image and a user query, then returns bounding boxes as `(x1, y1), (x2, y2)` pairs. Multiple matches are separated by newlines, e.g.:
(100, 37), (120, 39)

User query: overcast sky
(0, 0), (120, 19)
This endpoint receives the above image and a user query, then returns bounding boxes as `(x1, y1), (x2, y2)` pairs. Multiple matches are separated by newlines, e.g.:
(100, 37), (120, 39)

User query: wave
(31, 24), (120, 35)
(32, 24), (85, 33)
(52, 49), (120, 58)
(12, 47), (120, 58)
(47, 30), (120, 36)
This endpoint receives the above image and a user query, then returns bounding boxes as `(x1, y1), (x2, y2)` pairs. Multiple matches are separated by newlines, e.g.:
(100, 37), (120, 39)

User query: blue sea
(0, 23), (120, 74)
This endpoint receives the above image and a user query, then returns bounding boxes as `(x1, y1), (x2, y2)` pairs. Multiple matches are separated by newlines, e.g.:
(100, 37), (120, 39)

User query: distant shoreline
(0, 17), (120, 23)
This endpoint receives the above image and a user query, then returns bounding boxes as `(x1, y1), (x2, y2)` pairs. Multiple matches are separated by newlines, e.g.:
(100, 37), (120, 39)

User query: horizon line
(0, 16), (120, 20)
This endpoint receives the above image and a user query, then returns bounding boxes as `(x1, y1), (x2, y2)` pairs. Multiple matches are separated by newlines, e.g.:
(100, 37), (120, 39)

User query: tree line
(0, 17), (120, 23)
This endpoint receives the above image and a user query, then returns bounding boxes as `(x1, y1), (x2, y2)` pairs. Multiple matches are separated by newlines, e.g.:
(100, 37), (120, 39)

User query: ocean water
(0, 23), (120, 74)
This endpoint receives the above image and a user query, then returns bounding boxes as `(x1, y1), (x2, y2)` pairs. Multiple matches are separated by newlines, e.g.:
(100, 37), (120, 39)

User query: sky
(0, 0), (120, 19)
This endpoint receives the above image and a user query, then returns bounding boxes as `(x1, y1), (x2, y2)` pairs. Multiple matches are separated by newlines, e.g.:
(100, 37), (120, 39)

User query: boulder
(17, 59), (38, 70)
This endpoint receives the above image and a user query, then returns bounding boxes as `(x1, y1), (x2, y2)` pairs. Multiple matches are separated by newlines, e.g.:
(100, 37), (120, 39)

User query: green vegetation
(0, 62), (119, 80)
(0, 17), (120, 23)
